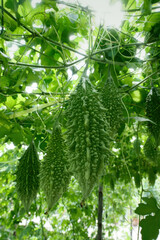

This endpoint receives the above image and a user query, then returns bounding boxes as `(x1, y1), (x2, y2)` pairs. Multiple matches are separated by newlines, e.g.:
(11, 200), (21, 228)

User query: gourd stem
(97, 184), (103, 240)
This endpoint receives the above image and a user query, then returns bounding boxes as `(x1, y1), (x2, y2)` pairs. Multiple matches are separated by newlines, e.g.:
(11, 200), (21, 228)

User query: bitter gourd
(65, 77), (111, 199)
(134, 172), (141, 188)
(133, 138), (141, 157)
(101, 75), (124, 136)
(148, 167), (157, 186)
(143, 136), (158, 165)
(146, 87), (160, 146)
(40, 124), (70, 210)
(16, 141), (40, 211)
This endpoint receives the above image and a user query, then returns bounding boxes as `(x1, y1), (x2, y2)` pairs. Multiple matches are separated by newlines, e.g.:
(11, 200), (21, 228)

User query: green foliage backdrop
(0, 0), (160, 239)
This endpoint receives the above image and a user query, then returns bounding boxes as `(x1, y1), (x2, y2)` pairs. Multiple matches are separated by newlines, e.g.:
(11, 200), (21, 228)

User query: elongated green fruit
(134, 173), (141, 188)
(146, 87), (160, 146)
(16, 141), (40, 211)
(148, 167), (157, 186)
(133, 138), (141, 157)
(143, 136), (157, 165)
(40, 125), (70, 210)
(65, 77), (111, 199)
(101, 76), (124, 136)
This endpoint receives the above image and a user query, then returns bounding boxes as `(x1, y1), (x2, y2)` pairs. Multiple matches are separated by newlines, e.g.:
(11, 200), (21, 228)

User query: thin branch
(55, 0), (91, 13)
(7, 101), (59, 119)
(90, 56), (126, 66)
(97, 184), (103, 240)
(0, 6), (33, 34)
(123, 6), (160, 12)
(0, 56), (87, 69)
(91, 41), (160, 58)
(0, 91), (69, 96)
(5, 38), (66, 66)
(127, 70), (160, 92)
(35, 29), (87, 57)
(0, 0), (4, 35)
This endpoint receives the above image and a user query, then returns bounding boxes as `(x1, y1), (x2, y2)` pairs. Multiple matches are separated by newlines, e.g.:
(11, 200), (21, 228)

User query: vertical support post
(97, 184), (103, 240)
(130, 205), (133, 240)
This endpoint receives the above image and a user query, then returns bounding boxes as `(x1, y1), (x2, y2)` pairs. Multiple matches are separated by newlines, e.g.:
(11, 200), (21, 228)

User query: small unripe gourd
(143, 136), (157, 165)
(101, 75), (124, 136)
(146, 87), (160, 146)
(40, 125), (70, 210)
(16, 141), (40, 211)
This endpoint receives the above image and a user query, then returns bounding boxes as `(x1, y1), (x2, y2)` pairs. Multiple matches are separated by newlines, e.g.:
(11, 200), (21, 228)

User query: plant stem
(127, 70), (160, 92)
(97, 184), (103, 240)
(130, 206), (133, 240)
(0, 56), (87, 69)
(0, 0), (4, 35)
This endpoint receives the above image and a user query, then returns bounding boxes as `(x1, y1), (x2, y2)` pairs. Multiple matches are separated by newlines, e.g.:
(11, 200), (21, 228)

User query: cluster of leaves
(135, 197), (160, 240)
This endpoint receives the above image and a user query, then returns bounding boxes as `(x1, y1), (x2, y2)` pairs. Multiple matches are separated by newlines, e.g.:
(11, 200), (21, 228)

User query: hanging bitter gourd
(134, 172), (141, 188)
(40, 124), (70, 210)
(148, 167), (157, 186)
(146, 87), (160, 146)
(16, 141), (40, 211)
(143, 136), (158, 165)
(101, 75), (124, 136)
(133, 138), (141, 157)
(65, 77), (111, 200)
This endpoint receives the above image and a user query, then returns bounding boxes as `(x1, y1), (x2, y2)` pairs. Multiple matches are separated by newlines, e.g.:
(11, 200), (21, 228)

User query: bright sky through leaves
(67, 0), (124, 27)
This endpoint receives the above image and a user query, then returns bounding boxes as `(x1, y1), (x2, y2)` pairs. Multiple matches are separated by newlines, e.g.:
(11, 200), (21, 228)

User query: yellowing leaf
(5, 96), (17, 109)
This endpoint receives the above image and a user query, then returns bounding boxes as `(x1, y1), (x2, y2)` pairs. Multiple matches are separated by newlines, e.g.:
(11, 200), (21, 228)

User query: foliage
(0, 0), (160, 239)
(135, 197), (160, 240)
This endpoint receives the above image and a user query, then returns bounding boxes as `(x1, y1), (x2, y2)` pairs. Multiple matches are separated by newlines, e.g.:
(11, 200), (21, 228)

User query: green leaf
(0, 51), (9, 69)
(141, 0), (151, 16)
(0, 76), (10, 90)
(135, 197), (158, 215)
(144, 13), (160, 31)
(135, 197), (160, 240)
(130, 116), (156, 124)
(0, 113), (11, 138)
(140, 211), (160, 240)
(8, 124), (24, 145)
(5, 0), (18, 12)
(5, 96), (17, 109)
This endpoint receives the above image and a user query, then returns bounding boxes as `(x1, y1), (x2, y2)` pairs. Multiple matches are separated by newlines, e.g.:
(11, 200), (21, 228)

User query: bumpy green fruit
(101, 76), (124, 136)
(143, 136), (157, 165)
(146, 87), (160, 146)
(65, 77), (111, 199)
(40, 125), (70, 210)
(133, 138), (141, 157)
(148, 167), (157, 186)
(134, 172), (141, 188)
(16, 141), (40, 211)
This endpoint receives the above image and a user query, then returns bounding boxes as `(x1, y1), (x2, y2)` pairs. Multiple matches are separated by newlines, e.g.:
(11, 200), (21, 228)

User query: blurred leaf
(5, 96), (17, 109)
(141, 0), (151, 16)
(130, 116), (156, 124)
(140, 212), (160, 240)
(5, 0), (18, 12)
(144, 13), (160, 31)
